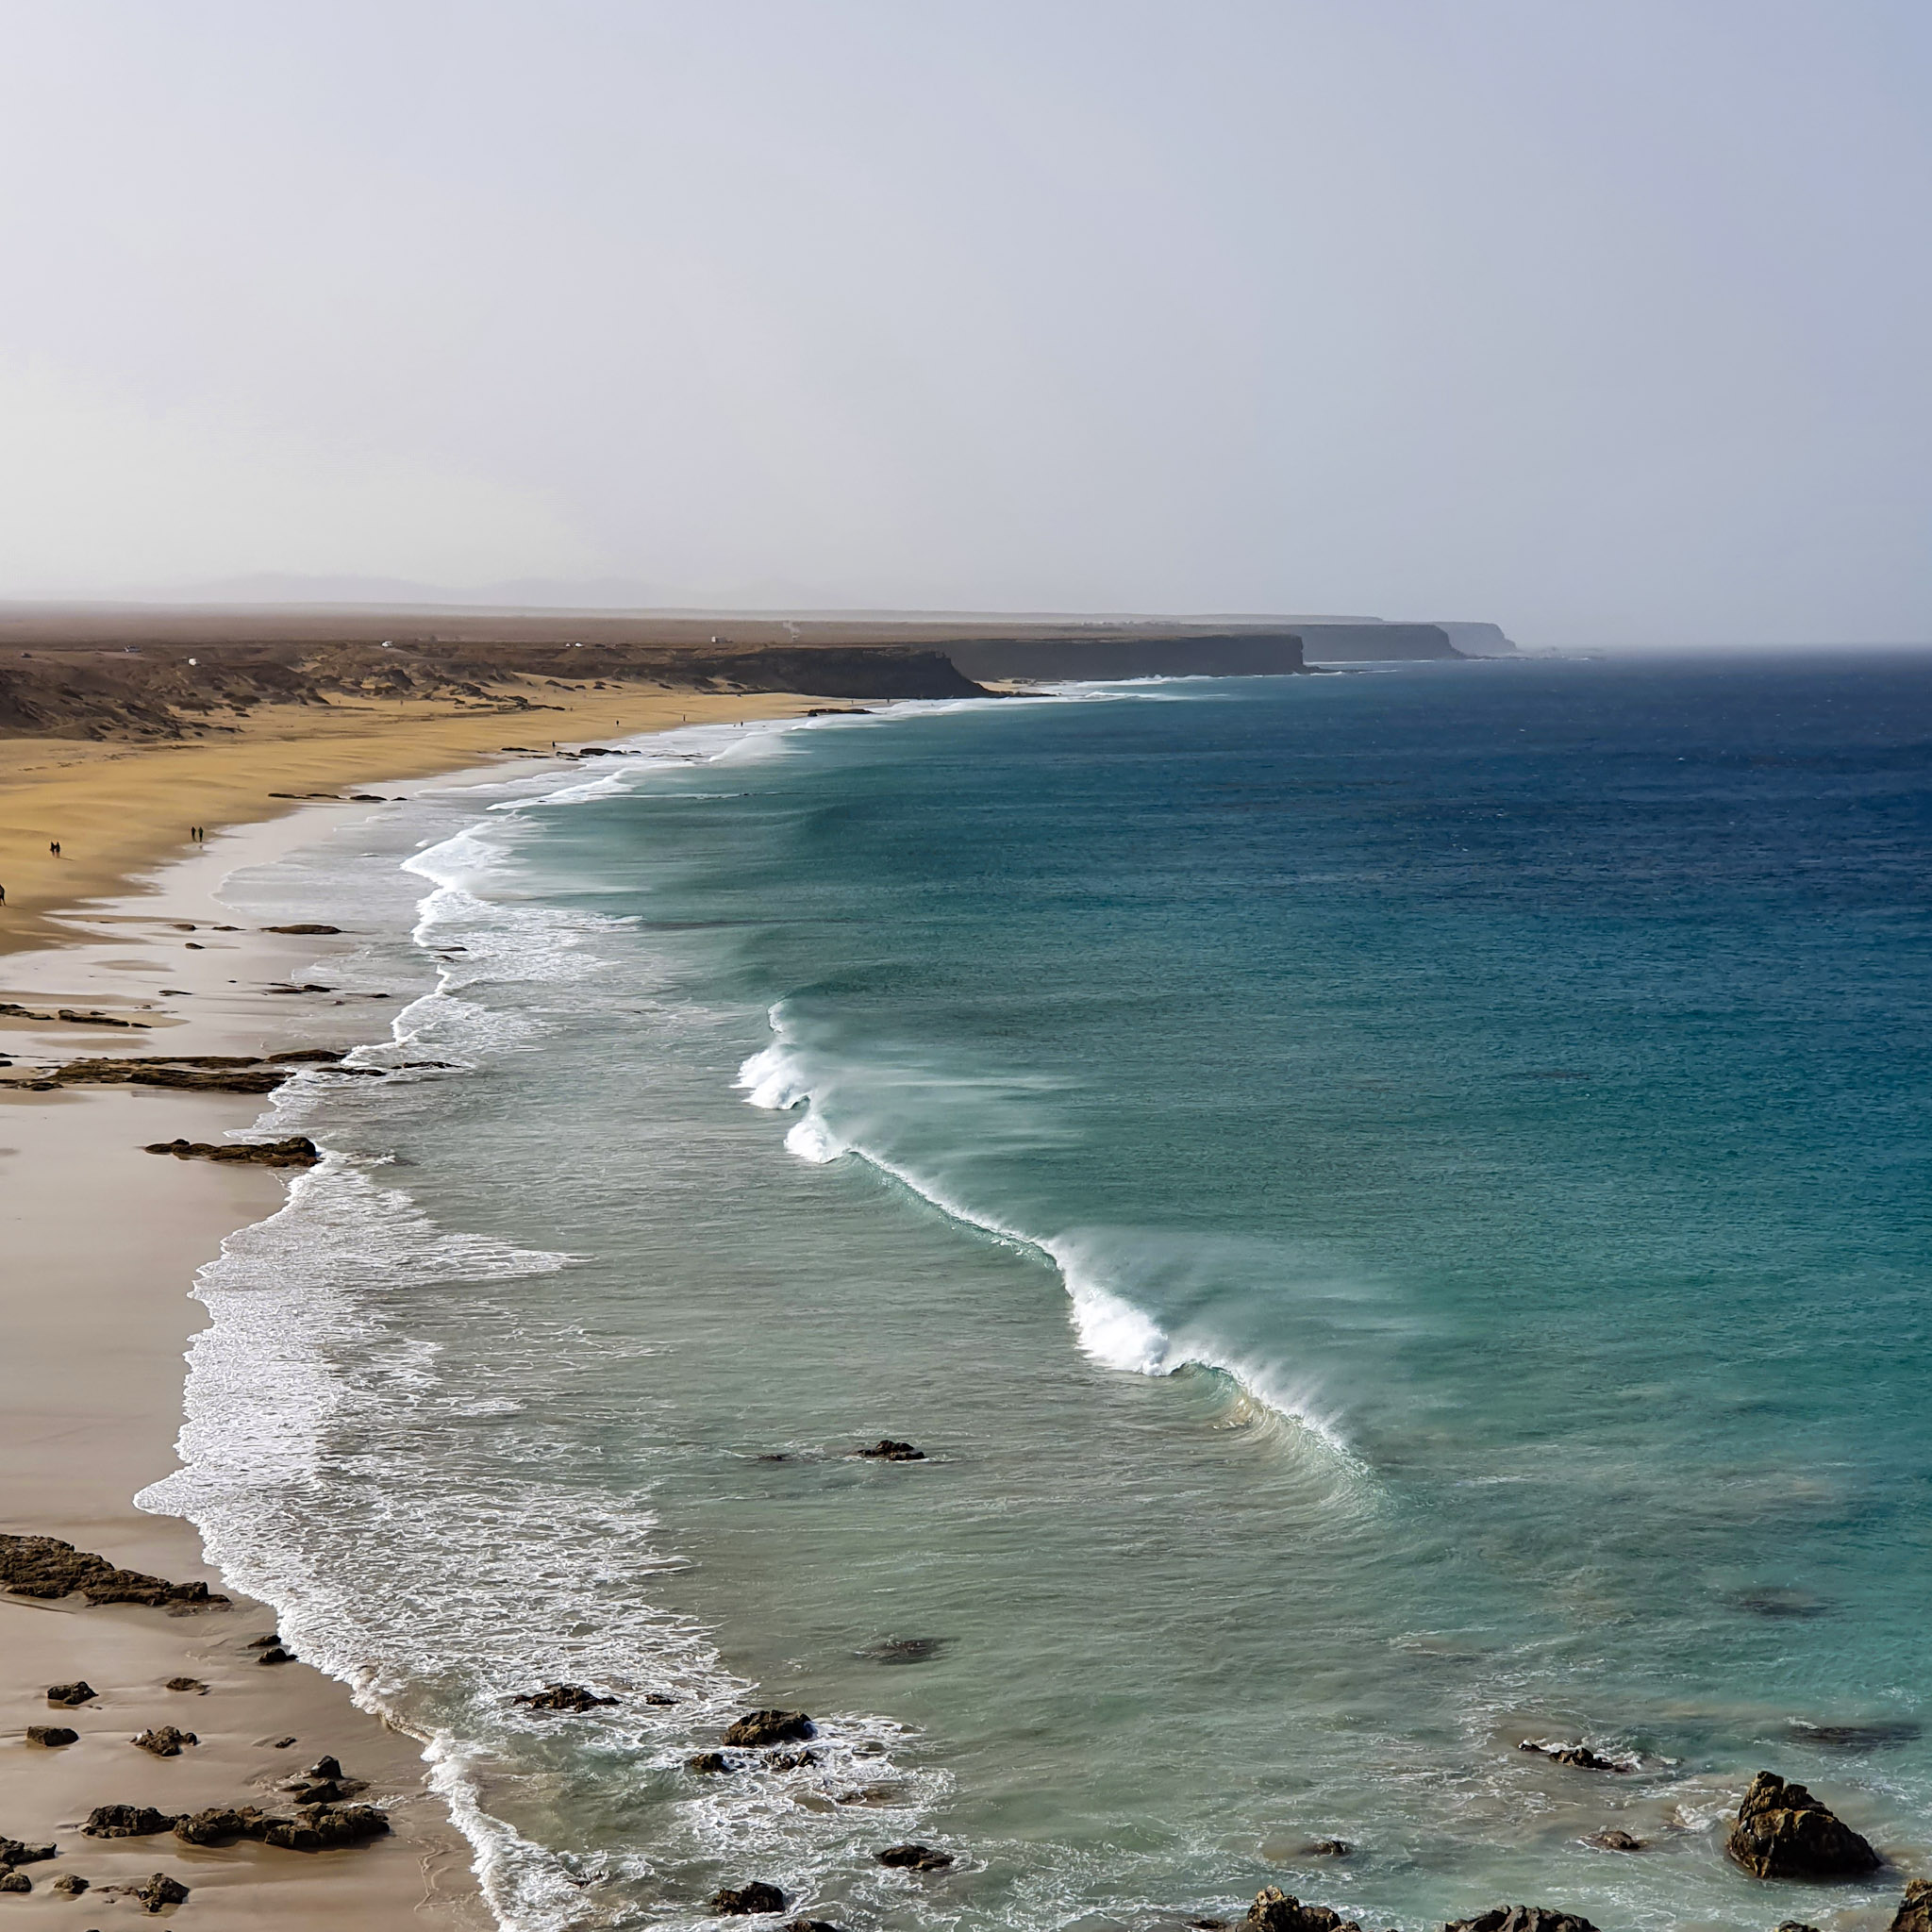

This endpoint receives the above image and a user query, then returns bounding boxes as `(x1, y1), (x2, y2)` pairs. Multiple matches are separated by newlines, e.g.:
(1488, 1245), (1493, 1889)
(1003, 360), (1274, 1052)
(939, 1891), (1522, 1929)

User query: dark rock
(1584, 1830), (1644, 1852)
(855, 1440), (925, 1461)
(1890, 1879), (1932, 1932)
(133, 1725), (198, 1757)
(134, 1871), (190, 1912)
(1725, 1772), (1880, 1879)
(1303, 1840), (1353, 1857)
(1775, 1923), (1823, 1932)
(164, 1676), (207, 1693)
(306, 1755), (343, 1779)
(688, 1752), (733, 1774)
(782, 1919), (845, 1932)
(511, 1683), (618, 1713)
(260, 1803), (391, 1851)
(174, 1807), (273, 1847)
(50, 1873), (88, 1896)
(876, 1844), (954, 1872)
(0, 1840), (54, 1870)
(1518, 1740), (1633, 1773)
(25, 1725), (78, 1746)
(264, 924), (342, 935)
(1246, 1889), (1363, 1932)
(44, 1679), (96, 1704)
(723, 1710), (815, 1748)
(1191, 1920), (1231, 1930)
(644, 1692), (677, 1706)
(1442, 1913), (1600, 1932)
(2, 1539), (230, 1611)
(0, 1872), (28, 1893)
(857, 1638), (946, 1665)
(768, 1750), (819, 1771)
(246, 1633), (283, 1647)
(711, 1881), (789, 1915)
(258, 1645), (295, 1665)
(82, 1806), (177, 1838)
(1790, 1720), (1924, 1754)
(143, 1136), (321, 1167)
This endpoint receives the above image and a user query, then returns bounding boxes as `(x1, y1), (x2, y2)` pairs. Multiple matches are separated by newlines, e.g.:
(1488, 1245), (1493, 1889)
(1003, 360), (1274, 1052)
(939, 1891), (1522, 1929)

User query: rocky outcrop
(1518, 1741), (1633, 1773)
(858, 1637), (944, 1663)
(711, 1881), (788, 1915)
(25, 1725), (77, 1747)
(135, 1872), (190, 1912)
(1889, 1880), (1932, 1932)
(47, 1049), (356, 1093)
(1725, 1772), (1881, 1878)
(511, 1683), (618, 1713)
(170, 1801), (389, 1851)
(143, 1136), (321, 1167)
(0, 1839), (55, 1872)
(132, 1725), (197, 1757)
(876, 1844), (954, 1872)
(2, 1536), (226, 1609)
(83, 1806), (177, 1838)
(723, 1710), (814, 1748)
(0, 1873), (29, 1893)
(49, 1874), (87, 1897)
(1244, 1889), (1364, 1932)
(855, 1440), (925, 1461)
(1442, 1913), (1599, 1932)
(1583, 1829), (1643, 1852)
(263, 924), (342, 935)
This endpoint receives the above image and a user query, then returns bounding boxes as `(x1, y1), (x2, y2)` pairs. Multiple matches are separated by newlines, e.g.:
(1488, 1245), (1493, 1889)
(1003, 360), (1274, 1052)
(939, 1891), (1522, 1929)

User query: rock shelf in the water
(1517, 1740), (1634, 1773)
(722, 1709), (815, 1747)
(1443, 1913), (1601, 1932)
(1725, 1771), (1881, 1878)
(85, 1801), (391, 1852)
(511, 1683), (619, 1713)
(876, 1844), (954, 1872)
(855, 1439), (926, 1460)
(2, 1536), (226, 1610)
(144, 1135), (322, 1167)
(711, 1881), (788, 1915)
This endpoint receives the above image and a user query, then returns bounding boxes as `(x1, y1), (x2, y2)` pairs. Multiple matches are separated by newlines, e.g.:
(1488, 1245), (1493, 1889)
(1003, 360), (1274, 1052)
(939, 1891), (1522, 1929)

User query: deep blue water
(153, 654), (1932, 1932)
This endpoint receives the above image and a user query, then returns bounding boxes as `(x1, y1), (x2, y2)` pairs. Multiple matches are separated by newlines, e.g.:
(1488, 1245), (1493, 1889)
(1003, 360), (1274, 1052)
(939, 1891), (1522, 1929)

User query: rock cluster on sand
(1725, 1771), (1881, 1878)
(143, 1134), (322, 1167)
(722, 1710), (815, 1748)
(132, 1724), (197, 1757)
(1, 1536), (227, 1609)
(84, 1798), (390, 1852)
(1582, 1829), (1643, 1852)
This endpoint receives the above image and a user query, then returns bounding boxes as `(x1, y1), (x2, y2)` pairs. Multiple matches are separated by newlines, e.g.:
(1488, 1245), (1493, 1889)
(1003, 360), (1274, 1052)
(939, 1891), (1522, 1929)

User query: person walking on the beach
(49, 840), (59, 856)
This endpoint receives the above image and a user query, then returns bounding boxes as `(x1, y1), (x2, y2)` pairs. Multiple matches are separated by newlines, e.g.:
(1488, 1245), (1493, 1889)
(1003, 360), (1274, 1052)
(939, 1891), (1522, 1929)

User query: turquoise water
(144, 656), (1932, 1932)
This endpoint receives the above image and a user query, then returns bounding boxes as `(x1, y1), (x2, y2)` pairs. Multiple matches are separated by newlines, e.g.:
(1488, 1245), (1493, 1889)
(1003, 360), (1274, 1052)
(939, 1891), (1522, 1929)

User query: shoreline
(0, 693), (823, 1926)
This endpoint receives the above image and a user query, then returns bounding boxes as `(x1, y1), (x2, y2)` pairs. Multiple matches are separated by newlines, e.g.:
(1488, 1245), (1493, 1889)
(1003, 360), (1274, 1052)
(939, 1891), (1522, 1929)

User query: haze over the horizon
(0, 2), (1925, 647)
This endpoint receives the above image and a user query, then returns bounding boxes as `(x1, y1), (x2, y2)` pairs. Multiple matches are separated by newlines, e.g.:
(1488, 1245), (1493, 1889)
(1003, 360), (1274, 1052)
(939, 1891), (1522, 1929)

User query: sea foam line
(736, 1024), (1357, 1463)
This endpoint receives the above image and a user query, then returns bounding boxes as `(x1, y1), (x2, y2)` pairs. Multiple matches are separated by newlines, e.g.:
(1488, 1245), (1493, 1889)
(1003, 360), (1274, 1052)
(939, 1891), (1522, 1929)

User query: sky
(0, 2), (1925, 645)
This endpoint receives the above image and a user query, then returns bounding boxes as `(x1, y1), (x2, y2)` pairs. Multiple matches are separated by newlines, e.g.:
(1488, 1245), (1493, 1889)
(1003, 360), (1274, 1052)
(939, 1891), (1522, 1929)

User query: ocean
(139, 653), (1932, 1932)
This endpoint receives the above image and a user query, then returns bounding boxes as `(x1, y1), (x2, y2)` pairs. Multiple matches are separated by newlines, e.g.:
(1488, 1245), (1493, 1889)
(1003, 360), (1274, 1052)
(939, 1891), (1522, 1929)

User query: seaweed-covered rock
(25, 1725), (78, 1747)
(1725, 1773), (1880, 1879)
(511, 1684), (617, 1713)
(876, 1844), (954, 1872)
(2, 1535), (225, 1610)
(1442, 1914), (1599, 1932)
(133, 1725), (197, 1757)
(134, 1871), (190, 1912)
(1245, 1889), (1362, 1932)
(711, 1881), (788, 1915)
(82, 1806), (177, 1839)
(1890, 1881), (1932, 1932)
(723, 1710), (814, 1748)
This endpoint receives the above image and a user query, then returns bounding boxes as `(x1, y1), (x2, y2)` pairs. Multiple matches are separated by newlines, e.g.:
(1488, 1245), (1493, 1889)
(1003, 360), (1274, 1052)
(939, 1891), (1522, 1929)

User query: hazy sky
(0, 2), (1925, 643)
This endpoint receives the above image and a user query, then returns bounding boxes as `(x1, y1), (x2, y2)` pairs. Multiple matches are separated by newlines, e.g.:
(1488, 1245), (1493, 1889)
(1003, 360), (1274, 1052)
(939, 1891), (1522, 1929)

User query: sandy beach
(0, 691), (817, 1925)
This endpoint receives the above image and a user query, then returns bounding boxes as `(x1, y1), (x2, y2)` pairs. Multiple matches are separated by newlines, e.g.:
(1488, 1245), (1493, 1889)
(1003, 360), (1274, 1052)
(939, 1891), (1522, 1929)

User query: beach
(0, 689), (812, 1925)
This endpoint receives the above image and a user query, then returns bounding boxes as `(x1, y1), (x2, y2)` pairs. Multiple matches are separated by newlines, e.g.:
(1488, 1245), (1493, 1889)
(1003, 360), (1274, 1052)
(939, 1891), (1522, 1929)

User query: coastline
(0, 691), (818, 1925)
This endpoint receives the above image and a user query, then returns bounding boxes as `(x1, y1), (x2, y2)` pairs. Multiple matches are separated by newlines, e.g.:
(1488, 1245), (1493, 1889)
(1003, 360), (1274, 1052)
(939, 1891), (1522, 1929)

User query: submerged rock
(1518, 1741), (1633, 1773)
(257, 1645), (295, 1665)
(1245, 1888), (1363, 1932)
(83, 1806), (178, 1838)
(1583, 1829), (1644, 1852)
(1890, 1880), (1932, 1932)
(768, 1750), (819, 1771)
(687, 1753), (732, 1775)
(133, 1725), (198, 1757)
(511, 1683), (618, 1713)
(1442, 1913), (1600, 1932)
(854, 1440), (925, 1461)
(1303, 1840), (1353, 1857)
(857, 1638), (946, 1665)
(25, 1725), (77, 1747)
(1725, 1772), (1880, 1879)
(711, 1881), (788, 1915)
(723, 1710), (814, 1748)
(876, 1844), (954, 1872)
